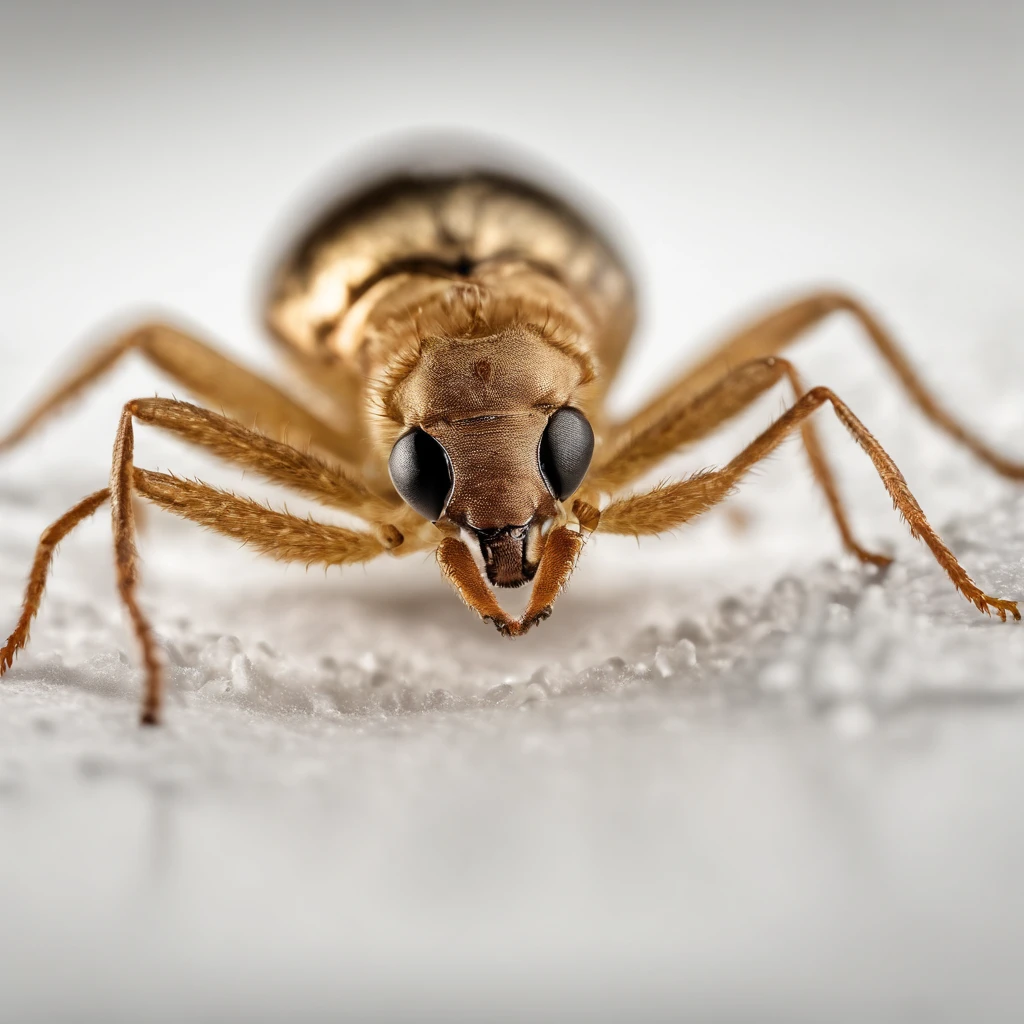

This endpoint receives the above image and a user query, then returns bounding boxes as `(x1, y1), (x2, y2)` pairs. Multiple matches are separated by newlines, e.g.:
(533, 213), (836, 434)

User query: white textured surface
(3, 4), (1024, 1022)
(4, 491), (1024, 1024)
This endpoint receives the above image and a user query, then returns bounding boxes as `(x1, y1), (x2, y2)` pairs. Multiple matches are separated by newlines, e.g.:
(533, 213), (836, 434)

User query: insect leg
(2, 399), (419, 723)
(603, 289), (1024, 485)
(125, 397), (407, 531)
(133, 470), (390, 565)
(0, 489), (110, 674)
(597, 387), (1020, 622)
(110, 406), (162, 722)
(113, 403), (393, 724)
(0, 320), (364, 464)
(591, 357), (891, 565)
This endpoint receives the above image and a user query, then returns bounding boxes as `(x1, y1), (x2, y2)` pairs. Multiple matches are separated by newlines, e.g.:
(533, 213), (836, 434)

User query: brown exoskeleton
(2, 151), (1022, 725)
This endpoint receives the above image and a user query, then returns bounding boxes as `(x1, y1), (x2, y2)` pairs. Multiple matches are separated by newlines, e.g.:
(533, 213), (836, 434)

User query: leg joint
(803, 384), (836, 406)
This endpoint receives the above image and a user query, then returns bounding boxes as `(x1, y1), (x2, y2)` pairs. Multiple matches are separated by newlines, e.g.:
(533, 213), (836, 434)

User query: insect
(1, 144), (1022, 725)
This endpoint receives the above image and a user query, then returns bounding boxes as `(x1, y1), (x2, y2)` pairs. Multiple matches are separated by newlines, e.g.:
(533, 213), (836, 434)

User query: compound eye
(539, 407), (595, 500)
(388, 428), (454, 522)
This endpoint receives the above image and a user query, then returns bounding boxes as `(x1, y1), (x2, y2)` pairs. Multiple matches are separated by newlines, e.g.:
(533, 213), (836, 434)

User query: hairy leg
(120, 399), (398, 723)
(599, 290), (1024, 485)
(110, 406), (162, 721)
(0, 411), (402, 724)
(597, 386), (1020, 621)
(0, 320), (365, 464)
(133, 471), (393, 564)
(125, 397), (406, 530)
(0, 489), (110, 673)
(590, 357), (891, 565)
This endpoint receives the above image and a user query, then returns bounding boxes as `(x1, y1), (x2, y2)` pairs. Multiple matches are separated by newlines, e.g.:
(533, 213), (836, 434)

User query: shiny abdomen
(264, 167), (637, 396)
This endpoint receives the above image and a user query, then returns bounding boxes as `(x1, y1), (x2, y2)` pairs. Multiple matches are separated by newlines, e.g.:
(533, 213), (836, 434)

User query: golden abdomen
(264, 169), (637, 391)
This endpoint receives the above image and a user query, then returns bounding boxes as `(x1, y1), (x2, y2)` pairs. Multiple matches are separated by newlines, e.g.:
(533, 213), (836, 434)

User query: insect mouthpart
(470, 519), (547, 589)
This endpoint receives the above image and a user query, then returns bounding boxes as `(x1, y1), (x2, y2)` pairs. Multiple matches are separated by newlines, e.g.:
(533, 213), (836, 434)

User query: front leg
(1, 411), (397, 725)
(123, 468), (394, 724)
(127, 397), (404, 527)
(597, 387), (1020, 622)
(591, 357), (891, 566)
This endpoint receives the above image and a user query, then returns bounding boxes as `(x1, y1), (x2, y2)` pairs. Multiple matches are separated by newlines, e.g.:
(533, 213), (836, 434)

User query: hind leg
(0, 320), (365, 464)
(0, 489), (110, 673)
(601, 290), (1024, 485)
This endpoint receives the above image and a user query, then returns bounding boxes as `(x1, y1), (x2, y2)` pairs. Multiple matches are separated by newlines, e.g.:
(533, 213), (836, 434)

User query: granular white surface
(5, 484), (1024, 1022)
(2, 5), (1024, 1022)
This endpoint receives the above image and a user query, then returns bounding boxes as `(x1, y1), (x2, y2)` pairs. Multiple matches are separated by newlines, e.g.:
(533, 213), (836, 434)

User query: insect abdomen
(264, 168), (637, 387)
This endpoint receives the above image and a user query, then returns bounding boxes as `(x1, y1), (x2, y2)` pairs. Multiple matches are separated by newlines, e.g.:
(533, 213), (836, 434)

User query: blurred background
(2, 2), (1024, 1022)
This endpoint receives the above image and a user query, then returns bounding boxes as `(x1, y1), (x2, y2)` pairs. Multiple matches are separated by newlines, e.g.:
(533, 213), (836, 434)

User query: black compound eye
(539, 407), (595, 500)
(388, 428), (454, 521)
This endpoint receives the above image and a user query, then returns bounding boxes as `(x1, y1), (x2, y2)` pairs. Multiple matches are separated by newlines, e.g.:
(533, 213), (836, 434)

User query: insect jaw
(464, 516), (549, 589)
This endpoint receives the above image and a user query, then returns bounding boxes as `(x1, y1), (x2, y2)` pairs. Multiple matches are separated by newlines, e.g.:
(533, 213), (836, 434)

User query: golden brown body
(266, 172), (636, 404)
(266, 171), (636, 583)
(1, 147), (1022, 725)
